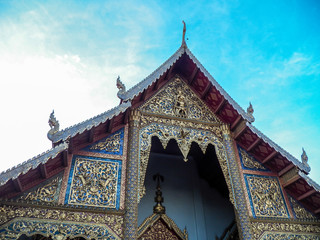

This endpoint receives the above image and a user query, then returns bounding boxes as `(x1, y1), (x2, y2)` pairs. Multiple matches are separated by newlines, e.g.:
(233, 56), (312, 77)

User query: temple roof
(0, 42), (319, 216)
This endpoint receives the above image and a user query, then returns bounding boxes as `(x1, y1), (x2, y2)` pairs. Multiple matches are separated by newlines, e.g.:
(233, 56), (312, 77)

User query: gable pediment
(139, 76), (221, 124)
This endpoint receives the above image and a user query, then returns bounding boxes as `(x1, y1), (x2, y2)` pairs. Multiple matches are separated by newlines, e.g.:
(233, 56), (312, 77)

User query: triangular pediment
(139, 76), (221, 124)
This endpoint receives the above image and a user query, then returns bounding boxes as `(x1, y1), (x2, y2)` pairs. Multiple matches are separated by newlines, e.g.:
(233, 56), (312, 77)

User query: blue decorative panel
(82, 128), (124, 155)
(65, 155), (122, 209)
(244, 174), (289, 218)
(238, 146), (269, 171)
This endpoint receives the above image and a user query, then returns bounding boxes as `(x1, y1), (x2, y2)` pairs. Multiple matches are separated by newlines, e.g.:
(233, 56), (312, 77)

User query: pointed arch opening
(138, 135), (238, 239)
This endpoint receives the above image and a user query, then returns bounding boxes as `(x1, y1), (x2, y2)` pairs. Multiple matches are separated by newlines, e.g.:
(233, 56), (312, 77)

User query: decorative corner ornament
(116, 76), (127, 100)
(153, 173), (165, 214)
(301, 148), (310, 172)
(47, 110), (60, 141)
(247, 102), (255, 123)
(182, 20), (187, 47)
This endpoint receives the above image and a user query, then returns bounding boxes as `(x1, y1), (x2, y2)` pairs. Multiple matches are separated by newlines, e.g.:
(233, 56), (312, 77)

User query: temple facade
(0, 31), (320, 240)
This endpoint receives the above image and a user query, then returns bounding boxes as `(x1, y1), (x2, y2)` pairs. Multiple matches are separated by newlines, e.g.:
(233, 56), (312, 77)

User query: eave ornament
(116, 76), (127, 100)
(301, 147), (311, 173)
(246, 102), (255, 123)
(47, 110), (60, 141)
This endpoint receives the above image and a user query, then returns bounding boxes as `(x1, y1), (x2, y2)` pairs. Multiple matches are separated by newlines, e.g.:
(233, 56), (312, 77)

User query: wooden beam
(68, 138), (74, 154)
(231, 115), (242, 130)
(106, 118), (114, 133)
(201, 84), (212, 99)
(39, 163), (48, 178)
(233, 121), (247, 140)
(278, 163), (294, 177)
(189, 67), (199, 85)
(214, 99), (226, 114)
(262, 150), (278, 164)
(297, 189), (316, 201)
(62, 151), (68, 167)
(123, 109), (130, 124)
(88, 128), (95, 143)
(13, 178), (23, 192)
(139, 89), (148, 102)
(283, 175), (300, 188)
(247, 138), (261, 152)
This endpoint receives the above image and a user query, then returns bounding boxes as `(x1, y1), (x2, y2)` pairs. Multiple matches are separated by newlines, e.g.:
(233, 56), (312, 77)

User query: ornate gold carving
(139, 77), (221, 124)
(67, 157), (120, 208)
(251, 221), (320, 239)
(139, 219), (183, 240)
(245, 175), (289, 218)
(17, 176), (61, 203)
(89, 131), (121, 153)
(289, 196), (317, 220)
(0, 204), (123, 238)
(138, 214), (188, 240)
(239, 148), (267, 170)
(280, 167), (298, 183)
(138, 122), (232, 203)
(129, 109), (141, 122)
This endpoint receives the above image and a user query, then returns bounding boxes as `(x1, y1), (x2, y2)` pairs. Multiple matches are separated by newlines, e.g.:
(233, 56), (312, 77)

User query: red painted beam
(13, 178), (23, 192)
(262, 150), (278, 164)
(214, 99), (226, 114)
(106, 118), (114, 133)
(189, 67), (199, 85)
(39, 163), (48, 179)
(283, 175), (300, 188)
(247, 138), (261, 152)
(231, 115), (242, 131)
(88, 128), (95, 143)
(297, 189), (316, 201)
(201, 83), (212, 99)
(278, 163), (294, 177)
(233, 125), (247, 140)
(62, 151), (68, 167)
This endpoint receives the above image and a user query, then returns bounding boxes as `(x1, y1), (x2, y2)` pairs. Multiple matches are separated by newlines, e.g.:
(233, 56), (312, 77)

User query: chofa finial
(182, 21), (186, 46)
(116, 76), (126, 100)
(301, 148), (308, 164)
(47, 110), (60, 141)
(247, 102), (254, 115)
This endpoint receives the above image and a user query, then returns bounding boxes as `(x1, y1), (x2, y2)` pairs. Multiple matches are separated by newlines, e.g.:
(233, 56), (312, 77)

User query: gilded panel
(244, 174), (289, 218)
(139, 77), (221, 124)
(251, 221), (320, 239)
(0, 218), (120, 240)
(16, 174), (62, 203)
(238, 146), (269, 171)
(65, 156), (122, 209)
(289, 196), (317, 220)
(0, 204), (123, 238)
(82, 128), (124, 155)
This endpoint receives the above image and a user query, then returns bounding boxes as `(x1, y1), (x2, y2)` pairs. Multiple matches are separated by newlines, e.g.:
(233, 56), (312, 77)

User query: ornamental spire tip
(182, 21), (186, 47)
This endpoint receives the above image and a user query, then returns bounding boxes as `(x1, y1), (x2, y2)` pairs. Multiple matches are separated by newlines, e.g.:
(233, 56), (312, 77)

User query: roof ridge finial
(182, 20), (186, 47)
(116, 76), (126, 100)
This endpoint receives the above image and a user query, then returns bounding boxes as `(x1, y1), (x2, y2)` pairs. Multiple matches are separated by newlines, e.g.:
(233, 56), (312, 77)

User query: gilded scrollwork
(239, 148), (267, 171)
(0, 204), (123, 238)
(289, 196), (317, 220)
(65, 156), (121, 209)
(139, 77), (221, 124)
(251, 221), (320, 239)
(260, 232), (320, 240)
(0, 218), (119, 240)
(17, 176), (61, 203)
(138, 122), (232, 203)
(244, 175), (289, 218)
(139, 219), (183, 240)
(84, 128), (124, 155)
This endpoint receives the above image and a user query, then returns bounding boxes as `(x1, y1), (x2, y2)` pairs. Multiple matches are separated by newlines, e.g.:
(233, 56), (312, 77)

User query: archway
(138, 136), (238, 239)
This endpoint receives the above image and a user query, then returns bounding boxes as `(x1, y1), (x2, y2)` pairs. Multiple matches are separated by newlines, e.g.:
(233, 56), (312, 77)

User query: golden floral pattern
(139, 219), (182, 240)
(244, 175), (289, 218)
(65, 156), (121, 209)
(239, 148), (267, 171)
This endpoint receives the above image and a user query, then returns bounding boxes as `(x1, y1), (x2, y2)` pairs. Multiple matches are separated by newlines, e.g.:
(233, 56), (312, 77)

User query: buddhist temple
(0, 23), (319, 240)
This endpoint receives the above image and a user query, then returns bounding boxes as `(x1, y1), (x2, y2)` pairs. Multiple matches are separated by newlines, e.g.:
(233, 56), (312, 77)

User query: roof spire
(182, 20), (186, 47)
(153, 173), (165, 214)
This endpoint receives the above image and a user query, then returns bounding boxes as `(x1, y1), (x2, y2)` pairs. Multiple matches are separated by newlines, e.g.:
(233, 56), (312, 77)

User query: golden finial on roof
(47, 110), (60, 141)
(247, 102), (254, 115)
(153, 173), (165, 214)
(301, 148), (308, 164)
(182, 21), (186, 46)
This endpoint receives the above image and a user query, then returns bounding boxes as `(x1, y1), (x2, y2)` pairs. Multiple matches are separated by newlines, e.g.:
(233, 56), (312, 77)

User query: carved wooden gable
(139, 76), (221, 124)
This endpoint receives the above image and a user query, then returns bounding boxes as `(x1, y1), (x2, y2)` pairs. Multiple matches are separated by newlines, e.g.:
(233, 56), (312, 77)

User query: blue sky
(0, 0), (319, 183)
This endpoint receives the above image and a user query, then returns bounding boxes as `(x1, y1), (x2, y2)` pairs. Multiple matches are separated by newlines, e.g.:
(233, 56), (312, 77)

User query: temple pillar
(221, 124), (252, 240)
(123, 109), (141, 240)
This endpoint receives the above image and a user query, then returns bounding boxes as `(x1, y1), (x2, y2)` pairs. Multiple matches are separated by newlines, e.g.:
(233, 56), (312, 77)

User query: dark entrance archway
(138, 136), (238, 240)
